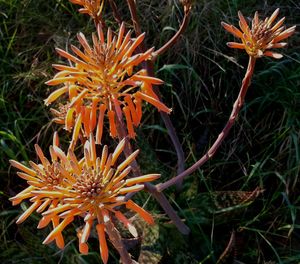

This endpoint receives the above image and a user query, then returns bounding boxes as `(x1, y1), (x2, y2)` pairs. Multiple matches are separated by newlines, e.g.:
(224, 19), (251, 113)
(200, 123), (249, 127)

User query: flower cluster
(10, 135), (160, 263)
(69, 0), (105, 21)
(45, 22), (170, 148)
(222, 8), (296, 59)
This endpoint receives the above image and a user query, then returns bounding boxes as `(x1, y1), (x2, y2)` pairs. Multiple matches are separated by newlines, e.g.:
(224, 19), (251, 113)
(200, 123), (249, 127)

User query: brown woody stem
(105, 221), (133, 264)
(156, 56), (257, 192)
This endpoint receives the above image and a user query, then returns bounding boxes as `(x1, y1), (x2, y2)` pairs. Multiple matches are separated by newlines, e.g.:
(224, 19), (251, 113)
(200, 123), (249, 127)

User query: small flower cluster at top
(222, 8), (296, 59)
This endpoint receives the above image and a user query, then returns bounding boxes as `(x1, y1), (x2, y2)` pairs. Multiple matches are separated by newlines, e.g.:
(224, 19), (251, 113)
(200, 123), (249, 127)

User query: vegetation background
(0, 0), (299, 263)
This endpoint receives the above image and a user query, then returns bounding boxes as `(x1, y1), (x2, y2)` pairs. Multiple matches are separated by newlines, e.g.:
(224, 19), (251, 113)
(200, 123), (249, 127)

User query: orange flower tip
(125, 174), (161, 186)
(42, 237), (51, 245)
(264, 51), (283, 59)
(55, 236), (65, 249)
(226, 42), (244, 49)
(55, 47), (63, 54)
(221, 21), (229, 28)
(44, 79), (55, 86)
(79, 243), (89, 255)
(119, 184), (144, 194)
(237, 10), (243, 17)
(9, 160), (36, 176)
(288, 25), (296, 33)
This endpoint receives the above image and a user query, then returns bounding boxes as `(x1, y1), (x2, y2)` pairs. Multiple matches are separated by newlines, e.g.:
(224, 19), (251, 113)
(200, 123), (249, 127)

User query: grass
(1, 0), (300, 263)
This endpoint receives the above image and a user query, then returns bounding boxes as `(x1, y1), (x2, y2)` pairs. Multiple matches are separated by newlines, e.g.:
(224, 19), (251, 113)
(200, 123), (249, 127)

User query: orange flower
(222, 8), (296, 59)
(45, 23), (171, 147)
(9, 132), (68, 249)
(10, 134), (160, 263)
(69, 0), (104, 21)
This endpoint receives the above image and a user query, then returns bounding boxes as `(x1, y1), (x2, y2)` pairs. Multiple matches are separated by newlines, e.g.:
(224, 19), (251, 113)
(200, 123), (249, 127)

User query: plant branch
(108, 0), (123, 26)
(125, 1), (186, 189)
(113, 102), (190, 234)
(126, 0), (143, 37)
(156, 56), (257, 192)
(152, 8), (191, 62)
(105, 221), (134, 264)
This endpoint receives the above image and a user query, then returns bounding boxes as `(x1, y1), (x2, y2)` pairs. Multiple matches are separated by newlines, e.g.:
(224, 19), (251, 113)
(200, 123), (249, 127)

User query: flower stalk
(156, 56), (256, 192)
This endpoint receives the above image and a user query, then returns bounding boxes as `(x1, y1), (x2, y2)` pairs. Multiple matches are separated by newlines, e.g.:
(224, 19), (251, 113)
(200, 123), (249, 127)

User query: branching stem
(105, 221), (133, 264)
(113, 102), (190, 234)
(108, 0), (123, 26)
(152, 9), (191, 61)
(156, 56), (257, 192)
(126, 0), (187, 190)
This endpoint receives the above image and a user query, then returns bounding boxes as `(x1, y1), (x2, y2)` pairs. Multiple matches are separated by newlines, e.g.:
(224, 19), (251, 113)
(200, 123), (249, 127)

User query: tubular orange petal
(83, 107), (91, 137)
(16, 200), (42, 224)
(43, 216), (74, 245)
(227, 42), (245, 49)
(69, 85), (78, 100)
(34, 144), (50, 167)
(70, 114), (82, 150)
(125, 174), (160, 186)
(53, 145), (68, 163)
(69, 89), (88, 108)
(111, 138), (126, 165)
(96, 224), (109, 264)
(221, 22), (243, 38)
(52, 217), (65, 249)
(108, 110), (117, 138)
(273, 25), (296, 43)
(65, 107), (75, 131)
(117, 149), (139, 172)
(16, 172), (37, 182)
(96, 104), (106, 144)
(271, 17), (285, 32)
(81, 219), (93, 244)
(123, 106), (136, 138)
(119, 184), (144, 194)
(238, 11), (250, 34)
(114, 211), (138, 237)
(136, 91), (171, 113)
(9, 160), (36, 176)
(36, 199), (52, 213)
(45, 77), (78, 86)
(44, 86), (68, 106)
(267, 8), (280, 25)
(56, 48), (86, 65)
(263, 51), (283, 59)
(134, 98), (142, 124)
(90, 97), (99, 132)
(43, 204), (73, 216)
(116, 22), (125, 49)
(130, 74), (164, 85)
(53, 131), (60, 147)
(100, 145), (108, 171)
(37, 215), (53, 229)
(112, 166), (132, 184)
(124, 95), (139, 126)
(77, 230), (89, 255)
(126, 200), (154, 225)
